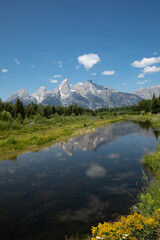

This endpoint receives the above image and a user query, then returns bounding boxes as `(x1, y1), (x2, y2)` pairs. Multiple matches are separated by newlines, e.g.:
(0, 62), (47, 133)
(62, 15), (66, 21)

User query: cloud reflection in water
(86, 163), (106, 178)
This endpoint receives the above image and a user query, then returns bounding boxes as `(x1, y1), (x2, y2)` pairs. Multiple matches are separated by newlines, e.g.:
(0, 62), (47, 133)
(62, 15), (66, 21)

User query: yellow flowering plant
(91, 209), (160, 240)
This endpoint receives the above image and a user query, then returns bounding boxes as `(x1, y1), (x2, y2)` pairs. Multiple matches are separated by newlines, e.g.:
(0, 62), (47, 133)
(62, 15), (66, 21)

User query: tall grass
(138, 145), (160, 217)
(0, 113), (121, 160)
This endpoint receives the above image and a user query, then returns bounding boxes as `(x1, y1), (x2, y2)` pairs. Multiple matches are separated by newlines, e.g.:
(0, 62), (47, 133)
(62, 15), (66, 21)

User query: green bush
(0, 110), (13, 122)
(6, 138), (17, 145)
(0, 121), (11, 130)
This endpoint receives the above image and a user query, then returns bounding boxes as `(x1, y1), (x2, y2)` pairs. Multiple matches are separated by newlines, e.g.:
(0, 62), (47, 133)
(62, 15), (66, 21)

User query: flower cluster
(91, 209), (160, 240)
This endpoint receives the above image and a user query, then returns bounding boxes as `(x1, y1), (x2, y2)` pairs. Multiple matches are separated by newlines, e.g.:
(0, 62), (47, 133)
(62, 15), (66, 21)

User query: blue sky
(0, 0), (160, 100)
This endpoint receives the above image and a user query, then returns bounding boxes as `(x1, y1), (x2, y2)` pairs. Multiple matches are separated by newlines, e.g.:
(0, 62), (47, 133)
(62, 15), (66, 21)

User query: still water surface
(0, 122), (159, 239)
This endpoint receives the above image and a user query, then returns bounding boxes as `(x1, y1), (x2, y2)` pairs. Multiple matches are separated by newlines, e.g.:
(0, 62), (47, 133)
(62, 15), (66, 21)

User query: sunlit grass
(0, 113), (159, 160)
(0, 114), (120, 160)
(138, 145), (160, 218)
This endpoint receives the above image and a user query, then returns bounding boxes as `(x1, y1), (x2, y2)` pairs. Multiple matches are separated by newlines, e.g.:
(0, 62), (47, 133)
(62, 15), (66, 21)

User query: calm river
(0, 121), (159, 240)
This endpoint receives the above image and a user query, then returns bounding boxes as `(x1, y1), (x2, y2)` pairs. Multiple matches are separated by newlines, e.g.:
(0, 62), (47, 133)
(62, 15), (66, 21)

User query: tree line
(0, 98), (92, 120)
(0, 93), (160, 121)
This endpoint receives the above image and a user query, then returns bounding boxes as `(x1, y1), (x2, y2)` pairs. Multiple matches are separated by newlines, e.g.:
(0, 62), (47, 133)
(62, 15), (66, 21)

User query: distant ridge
(7, 79), (142, 109)
(132, 85), (160, 99)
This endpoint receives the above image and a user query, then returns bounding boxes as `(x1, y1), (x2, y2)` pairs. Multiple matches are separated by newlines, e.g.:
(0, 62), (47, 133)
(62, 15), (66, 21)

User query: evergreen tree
(0, 98), (4, 113)
(14, 98), (25, 119)
(151, 96), (160, 114)
(64, 106), (71, 116)
(42, 105), (52, 118)
(55, 105), (64, 115)
(72, 104), (79, 115)
(52, 105), (56, 114)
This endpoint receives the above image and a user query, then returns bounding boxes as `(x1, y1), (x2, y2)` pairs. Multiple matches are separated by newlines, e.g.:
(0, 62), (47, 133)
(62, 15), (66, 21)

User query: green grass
(0, 113), (160, 161)
(0, 112), (160, 239)
(138, 144), (160, 217)
(0, 114), (124, 160)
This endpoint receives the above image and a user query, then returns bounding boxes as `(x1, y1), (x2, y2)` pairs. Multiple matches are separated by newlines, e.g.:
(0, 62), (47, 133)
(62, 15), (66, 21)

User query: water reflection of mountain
(56, 122), (156, 156)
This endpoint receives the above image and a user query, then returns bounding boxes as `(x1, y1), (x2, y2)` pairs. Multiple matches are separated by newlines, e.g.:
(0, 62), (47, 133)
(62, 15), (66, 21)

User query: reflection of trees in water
(153, 130), (160, 140)
(136, 120), (152, 130)
(134, 120), (160, 139)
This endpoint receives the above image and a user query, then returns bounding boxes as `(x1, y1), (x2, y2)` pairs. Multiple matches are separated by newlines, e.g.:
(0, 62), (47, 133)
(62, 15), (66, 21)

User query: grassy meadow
(0, 103), (160, 239)
(0, 113), (125, 160)
(0, 112), (159, 161)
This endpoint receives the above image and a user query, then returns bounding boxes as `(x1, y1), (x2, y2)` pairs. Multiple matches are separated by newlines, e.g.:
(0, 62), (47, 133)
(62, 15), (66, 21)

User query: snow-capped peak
(6, 79), (142, 108)
(32, 86), (50, 103)
(77, 82), (83, 85)
(17, 88), (30, 97)
(6, 88), (34, 104)
(58, 78), (71, 99)
(37, 86), (48, 92)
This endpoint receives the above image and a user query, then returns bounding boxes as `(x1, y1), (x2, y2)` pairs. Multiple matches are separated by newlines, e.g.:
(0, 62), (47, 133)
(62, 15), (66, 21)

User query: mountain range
(6, 79), (159, 109)
(132, 85), (160, 99)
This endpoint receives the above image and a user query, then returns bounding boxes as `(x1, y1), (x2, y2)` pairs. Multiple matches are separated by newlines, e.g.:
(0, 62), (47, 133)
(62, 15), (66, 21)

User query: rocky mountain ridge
(132, 85), (160, 99)
(7, 79), (142, 109)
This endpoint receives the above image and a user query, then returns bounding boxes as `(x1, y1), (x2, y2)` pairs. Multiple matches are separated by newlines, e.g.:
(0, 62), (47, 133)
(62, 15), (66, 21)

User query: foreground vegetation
(0, 96), (160, 239)
(91, 209), (160, 240)
(1, 109), (160, 161)
(0, 113), (126, 160)
(90, 117), (160, 240)
(0, 95), (160, 160)
(91, 143), (160, 240)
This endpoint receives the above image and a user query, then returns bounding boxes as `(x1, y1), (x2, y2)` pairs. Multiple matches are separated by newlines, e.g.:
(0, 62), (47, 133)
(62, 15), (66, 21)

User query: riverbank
(91, 115), (160, 240)
(0, 114), (122, 160)
(0, 113), (160, 161)
(1, 113), (160, 239)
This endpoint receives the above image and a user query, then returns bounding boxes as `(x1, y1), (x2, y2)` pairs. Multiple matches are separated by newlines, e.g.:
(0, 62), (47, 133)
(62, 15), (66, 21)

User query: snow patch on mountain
(7, 80), (142, 109)
(32, 86), (50, 103)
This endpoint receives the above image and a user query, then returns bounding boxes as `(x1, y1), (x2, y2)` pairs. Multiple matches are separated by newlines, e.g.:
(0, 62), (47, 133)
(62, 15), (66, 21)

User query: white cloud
(1, 68), (8, 73)
(14, 58), (20, 64)
(53, 74), (61, 78)
(153, 52), (157, 55)
(49, 79), (58, 83)
(137, 80), (150, 85)
(131, 56), (160, 68)
(58, 60), (62, 68)
(136, 65), (160, 78)
(137, 73), (144, 78)
(78, 53), (100, 70)
(101, 70), (115, 75)
(90, 73), (97, 76)
(31, 65), (35, 68)
(75, 65), (80, 69)
(122, 82), (127, 86)
(143, 65), (160, 74)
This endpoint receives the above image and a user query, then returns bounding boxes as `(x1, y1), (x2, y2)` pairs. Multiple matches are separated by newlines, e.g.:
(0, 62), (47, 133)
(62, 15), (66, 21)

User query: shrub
(0, 121), (11, 130)
(6, 138), (17, 145)
(91, 209), (160, 240)
(0, 110), (13, 122)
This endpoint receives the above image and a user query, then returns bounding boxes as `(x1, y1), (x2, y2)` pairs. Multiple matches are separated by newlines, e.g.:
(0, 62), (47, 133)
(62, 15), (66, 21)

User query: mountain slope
(7, 80), (142, 109)
(7, 88), (37, 104)
(132, 85), (160, 99)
